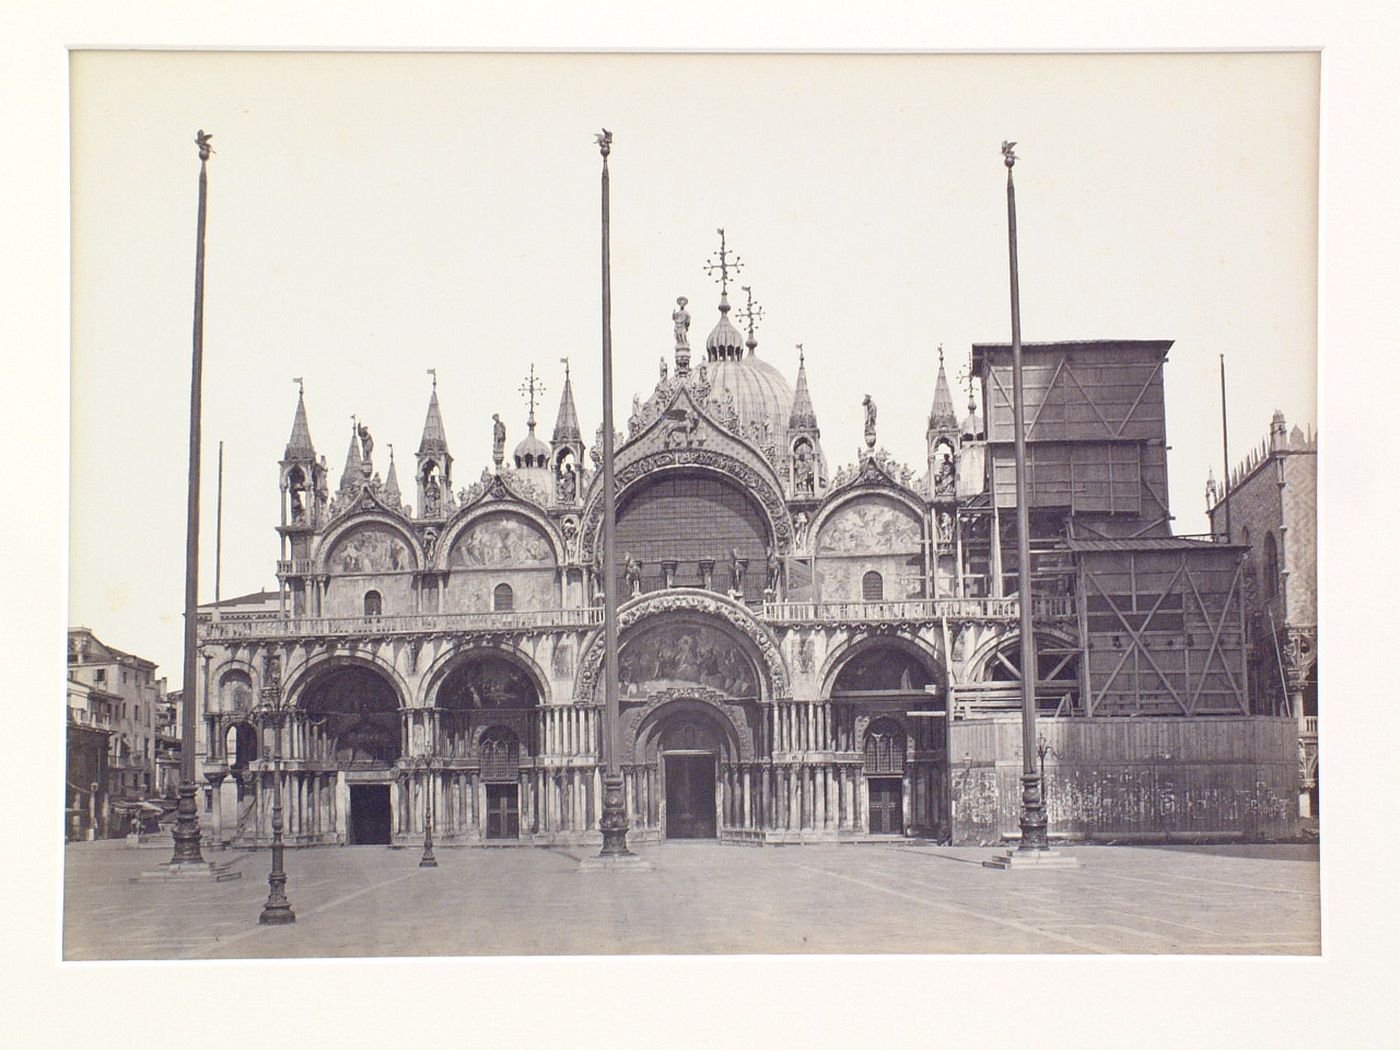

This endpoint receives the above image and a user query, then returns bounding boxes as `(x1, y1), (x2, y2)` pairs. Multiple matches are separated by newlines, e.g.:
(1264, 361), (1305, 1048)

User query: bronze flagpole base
(168, 782), (205, 866)
(597, 772), (631, 857)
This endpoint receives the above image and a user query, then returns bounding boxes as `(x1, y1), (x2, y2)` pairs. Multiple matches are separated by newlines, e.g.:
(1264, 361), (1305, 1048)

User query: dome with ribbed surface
(513, 422), (551, 468)
(705, 291), (747, 361)
(709, 352), (794, 440)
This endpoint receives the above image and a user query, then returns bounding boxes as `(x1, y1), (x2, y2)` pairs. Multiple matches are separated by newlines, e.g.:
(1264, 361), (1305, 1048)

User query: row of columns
(618, 760), (870, 834)
(770, 702), (834, 754)
(539, 707), (598, 759)
(214, 761), (947, 842)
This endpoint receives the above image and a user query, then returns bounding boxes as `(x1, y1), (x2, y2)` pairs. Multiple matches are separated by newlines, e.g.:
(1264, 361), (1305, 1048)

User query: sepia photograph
(9, 5), (1396, 1046)
(63, 48), (1322, 961)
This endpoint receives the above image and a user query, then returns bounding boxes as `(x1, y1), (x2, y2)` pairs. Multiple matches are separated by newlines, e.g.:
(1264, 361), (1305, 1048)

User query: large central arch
(578, 449), (795, 567)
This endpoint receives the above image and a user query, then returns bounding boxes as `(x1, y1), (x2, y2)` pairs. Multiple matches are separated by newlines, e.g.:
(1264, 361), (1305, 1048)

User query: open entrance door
(664, 753), (717, 839)
(349, 784), (391, 845)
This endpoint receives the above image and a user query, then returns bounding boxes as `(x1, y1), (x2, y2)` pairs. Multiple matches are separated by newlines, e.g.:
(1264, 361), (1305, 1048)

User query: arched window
(493, 583), (514, 612)
(479, 728), (521, 781)
(862, 571), (884, 601)
(363, 590), (382, 617)
(864, 718), (906, 774)
(1263, 533), (1280, 599)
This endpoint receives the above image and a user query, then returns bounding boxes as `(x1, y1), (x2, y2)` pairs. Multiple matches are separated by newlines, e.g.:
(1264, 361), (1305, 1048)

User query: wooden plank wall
(947, 716), (1298, 845)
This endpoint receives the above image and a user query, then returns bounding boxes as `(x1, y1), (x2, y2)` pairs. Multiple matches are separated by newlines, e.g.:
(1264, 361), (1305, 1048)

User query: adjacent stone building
(66, 628), (168, 834)
(194, 275), (1298, 848)
(1207, 411), (1318, 816)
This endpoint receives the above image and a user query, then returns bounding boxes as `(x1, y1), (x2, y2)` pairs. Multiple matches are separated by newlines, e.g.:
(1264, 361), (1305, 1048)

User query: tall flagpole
(170, 130), (214, 867)
(1219, 354), (1232, 541)
(215, 440), (224, 605)
(595, 128), (632, 858)
(1003, 141), (1049, 853)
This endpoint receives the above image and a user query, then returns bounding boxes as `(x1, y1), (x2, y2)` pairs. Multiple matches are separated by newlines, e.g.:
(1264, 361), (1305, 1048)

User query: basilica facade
(195, 281), (1299, 849)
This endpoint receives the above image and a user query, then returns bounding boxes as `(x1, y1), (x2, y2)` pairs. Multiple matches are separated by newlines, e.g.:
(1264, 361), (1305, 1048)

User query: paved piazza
(62, 840), (1319, 960)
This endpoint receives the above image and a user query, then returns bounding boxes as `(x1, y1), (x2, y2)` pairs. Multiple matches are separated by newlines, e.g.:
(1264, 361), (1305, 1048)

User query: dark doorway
(485, 784), (519, 839)
(349, 784), (391, 845)
(665, 754), (717, 839)
(868, 777), (904, 835)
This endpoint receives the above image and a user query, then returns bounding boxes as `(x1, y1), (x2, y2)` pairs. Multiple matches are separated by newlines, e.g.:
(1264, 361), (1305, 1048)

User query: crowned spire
(383, 444), (403, 507)
(283, 378), (315, 460)
(416, 372), (450, 459)
(928, 345), (959, 435)
(552, 356), (582, 444)
(339, 419), (363, 493)
(788, 343), (820, 434)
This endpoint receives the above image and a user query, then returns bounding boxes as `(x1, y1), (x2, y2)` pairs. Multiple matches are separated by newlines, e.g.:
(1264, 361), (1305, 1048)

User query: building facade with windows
(194, 285), (1298, 849)
(1207, 411), (1318, 817)
(66, 628), (168, 834)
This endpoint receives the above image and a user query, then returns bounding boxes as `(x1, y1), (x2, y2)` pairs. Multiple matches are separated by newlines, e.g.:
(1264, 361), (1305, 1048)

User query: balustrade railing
(202, 606), (605, 641)
(1302, 716), (1318, 737)
(761, 595), (1076, 623)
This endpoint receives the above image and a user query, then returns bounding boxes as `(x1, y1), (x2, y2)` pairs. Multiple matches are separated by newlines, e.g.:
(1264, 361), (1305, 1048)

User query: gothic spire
(552, 357), (582, 444)
(283, 378), (315, 461)
(339, 420), (363, 492)
(928, 345), (959, 434)
(417, 370), (450, 458)
(788, 344), (820, 434)
(383, 444), (402, 507)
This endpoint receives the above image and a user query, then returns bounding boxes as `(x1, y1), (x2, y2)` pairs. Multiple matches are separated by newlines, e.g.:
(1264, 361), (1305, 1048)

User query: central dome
(709, 353), (794, 440)
(700, 290), (794, 440)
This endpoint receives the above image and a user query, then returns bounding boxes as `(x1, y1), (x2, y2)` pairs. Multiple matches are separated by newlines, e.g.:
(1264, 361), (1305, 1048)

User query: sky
(69, 51), (1319, 686)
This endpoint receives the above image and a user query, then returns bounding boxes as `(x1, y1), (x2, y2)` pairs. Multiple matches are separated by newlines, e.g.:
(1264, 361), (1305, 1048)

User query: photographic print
(64, 50), (1319, 963)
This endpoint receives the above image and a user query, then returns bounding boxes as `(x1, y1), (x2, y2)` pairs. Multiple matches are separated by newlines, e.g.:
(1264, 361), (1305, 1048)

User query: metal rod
(215, 440), (223, 604)
(1219, 354), (1232, 541)
(595, 129), (630, 857)
(1004, 141), (1048, 851)
(170, 131), (213, 867)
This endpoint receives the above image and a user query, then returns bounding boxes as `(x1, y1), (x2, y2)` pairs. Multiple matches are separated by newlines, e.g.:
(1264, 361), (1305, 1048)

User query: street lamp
(419, 758), (437, 868)
(258, 651), (295, 924)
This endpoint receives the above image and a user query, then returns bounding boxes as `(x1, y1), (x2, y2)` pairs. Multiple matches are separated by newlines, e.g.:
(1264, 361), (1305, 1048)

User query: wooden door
(664, 755), (717, 839)
(486, 783), (519, 839)
(868, 778), (903, 835)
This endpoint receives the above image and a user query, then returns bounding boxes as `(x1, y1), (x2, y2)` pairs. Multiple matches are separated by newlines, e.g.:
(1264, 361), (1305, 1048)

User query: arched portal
(297, 664), (402, 846)
(432, 652), (543, 839)
(633, 701), (743, 841)
(824, 638), (945, 840)
(300, 666), (402, 766)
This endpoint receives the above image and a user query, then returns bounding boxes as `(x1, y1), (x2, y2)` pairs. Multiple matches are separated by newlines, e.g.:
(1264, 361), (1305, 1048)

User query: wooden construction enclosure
(974, 341), (1173, 534)
(1068, 539), (1248, 717)
(948, 716), (1297, 844)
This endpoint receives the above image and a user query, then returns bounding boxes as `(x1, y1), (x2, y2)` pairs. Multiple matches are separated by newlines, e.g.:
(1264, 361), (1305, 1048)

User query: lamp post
(594, 128), (632, 859)
(1003, 140), (1048, 853)
(258, 651), (295, 924)
(419, 759), (438, 868)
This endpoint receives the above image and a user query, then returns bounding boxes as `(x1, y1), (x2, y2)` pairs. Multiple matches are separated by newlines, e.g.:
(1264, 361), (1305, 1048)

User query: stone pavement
(62, 839), (1319, 960)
